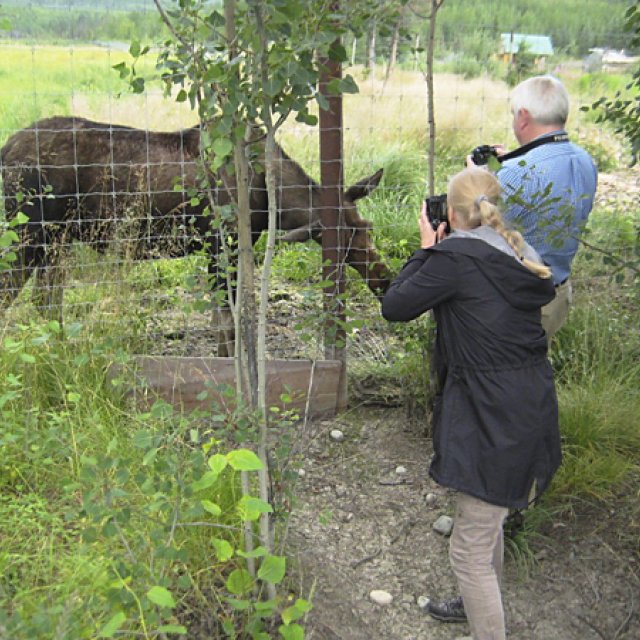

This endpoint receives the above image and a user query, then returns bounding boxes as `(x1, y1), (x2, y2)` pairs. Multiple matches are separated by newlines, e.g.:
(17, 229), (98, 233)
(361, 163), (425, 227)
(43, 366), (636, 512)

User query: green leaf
(212, 137), (233, 159)
(236, 545), (267, 559)
(131, 77), (145, 94)
(225, 568), (254, 595)
(98, 611), (126, 638)
(191, 470), (219, 492)
(0, 230), (19, 247)
(146, 586), (176, 609)
(212, 537), (234, 562)
(328, 41), (348, 62)
(226, 597), (251, 611)
(339, 74), (359, 94)
(281, 599), (312, 625)
(227, 449), (263, 471)
(201, 499), (222, 516)
(142, 447), (158, 466)
(9, 211), (29, 226)
(157, 625), (188, 634)
(238, 495), (273, 521)
(150, 399), (173, 418)
(129, 40), (141, 58)
(257, 555), (286, 585)
(208, 453), (227, 474)
(112, 61), (128, 78)
(279, 623), (305, 640)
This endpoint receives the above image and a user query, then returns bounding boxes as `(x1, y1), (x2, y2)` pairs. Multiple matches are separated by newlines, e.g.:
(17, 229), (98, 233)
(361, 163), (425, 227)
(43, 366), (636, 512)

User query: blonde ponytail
(448, 167), (552, 280)
(476, 199), (552, 279)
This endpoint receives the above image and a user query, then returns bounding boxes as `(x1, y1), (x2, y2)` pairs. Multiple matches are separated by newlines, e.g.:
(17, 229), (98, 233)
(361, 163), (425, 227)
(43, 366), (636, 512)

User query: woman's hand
(419, 201), (447, 248)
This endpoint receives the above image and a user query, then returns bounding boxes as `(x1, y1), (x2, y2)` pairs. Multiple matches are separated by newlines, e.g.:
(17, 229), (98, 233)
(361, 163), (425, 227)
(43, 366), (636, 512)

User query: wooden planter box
(111, 356), (344, 420)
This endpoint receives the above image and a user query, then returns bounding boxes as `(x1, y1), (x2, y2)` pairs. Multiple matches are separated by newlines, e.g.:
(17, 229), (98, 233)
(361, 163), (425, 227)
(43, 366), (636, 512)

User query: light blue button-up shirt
(497, 131), (598, 285)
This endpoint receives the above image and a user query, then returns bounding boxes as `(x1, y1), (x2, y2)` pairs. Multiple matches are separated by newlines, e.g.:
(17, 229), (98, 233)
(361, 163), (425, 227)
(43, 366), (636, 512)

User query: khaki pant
(449, 493), (509, 640)
(541, 279), (572, 340)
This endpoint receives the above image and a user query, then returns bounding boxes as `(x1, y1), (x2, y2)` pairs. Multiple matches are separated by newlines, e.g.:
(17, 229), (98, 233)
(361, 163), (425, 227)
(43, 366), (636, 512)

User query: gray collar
(448, 226), (543, 264)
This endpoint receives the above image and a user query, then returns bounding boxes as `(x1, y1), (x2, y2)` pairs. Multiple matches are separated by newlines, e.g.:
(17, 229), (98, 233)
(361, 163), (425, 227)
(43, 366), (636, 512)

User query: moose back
(0, 116), (390, 355)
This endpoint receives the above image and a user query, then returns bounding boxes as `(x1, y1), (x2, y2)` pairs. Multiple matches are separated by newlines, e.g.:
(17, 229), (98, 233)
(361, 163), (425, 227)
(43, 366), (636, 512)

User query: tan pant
(449, 493), (509, 640)
(541, 279), (572, 340)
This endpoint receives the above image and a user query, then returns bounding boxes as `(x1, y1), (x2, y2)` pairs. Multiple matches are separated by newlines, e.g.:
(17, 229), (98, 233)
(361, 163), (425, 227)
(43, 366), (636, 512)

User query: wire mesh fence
(0, 0), (634, 367)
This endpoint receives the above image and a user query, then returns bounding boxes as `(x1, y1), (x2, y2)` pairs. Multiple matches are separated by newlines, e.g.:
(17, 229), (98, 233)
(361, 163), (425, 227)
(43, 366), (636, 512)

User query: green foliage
(577, 72), (629, 97)
(0, 319), (312, 638)
(0, 4), (165, 44)
(435, 0), (631, 58)
(585, 5), (640, 177)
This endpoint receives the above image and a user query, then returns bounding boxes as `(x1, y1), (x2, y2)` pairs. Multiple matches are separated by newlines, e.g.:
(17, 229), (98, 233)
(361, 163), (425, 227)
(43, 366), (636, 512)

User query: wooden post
(319, 30), (348, 412)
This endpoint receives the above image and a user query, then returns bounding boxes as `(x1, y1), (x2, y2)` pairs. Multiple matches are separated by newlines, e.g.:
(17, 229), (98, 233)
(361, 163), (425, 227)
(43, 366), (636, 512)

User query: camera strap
(498, 132), (569, 163)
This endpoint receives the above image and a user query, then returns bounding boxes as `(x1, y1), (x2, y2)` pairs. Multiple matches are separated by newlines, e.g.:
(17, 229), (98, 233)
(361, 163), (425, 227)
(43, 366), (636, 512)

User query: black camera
(425, 194), (449, 233)
(471, 144), (499, 166)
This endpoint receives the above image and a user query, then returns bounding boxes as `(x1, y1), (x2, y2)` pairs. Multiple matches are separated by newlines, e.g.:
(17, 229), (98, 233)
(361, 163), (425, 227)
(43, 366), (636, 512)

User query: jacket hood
(431, 234), (556, 311)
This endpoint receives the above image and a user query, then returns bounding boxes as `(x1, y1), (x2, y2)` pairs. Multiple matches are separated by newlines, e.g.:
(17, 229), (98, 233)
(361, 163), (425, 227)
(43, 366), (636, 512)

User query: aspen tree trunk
(224, 0), (259, 578)
(367, 21), (376, 79)
(249, 0), (278, 602)
(424, 1), (446, 416)
(425, 1), (445, 197)
(384, 18), (401, 84)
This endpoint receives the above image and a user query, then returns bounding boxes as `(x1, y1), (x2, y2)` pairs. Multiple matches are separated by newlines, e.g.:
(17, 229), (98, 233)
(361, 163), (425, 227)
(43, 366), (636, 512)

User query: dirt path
(288, 406), (639, 640)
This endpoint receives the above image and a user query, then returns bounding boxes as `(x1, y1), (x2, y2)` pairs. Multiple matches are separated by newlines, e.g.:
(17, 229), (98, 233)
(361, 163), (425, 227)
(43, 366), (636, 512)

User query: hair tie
(475, 195), (489, 208)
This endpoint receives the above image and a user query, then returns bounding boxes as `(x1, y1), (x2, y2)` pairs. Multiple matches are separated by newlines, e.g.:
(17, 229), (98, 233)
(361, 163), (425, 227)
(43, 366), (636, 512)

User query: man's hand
(466, 144), (507, 167)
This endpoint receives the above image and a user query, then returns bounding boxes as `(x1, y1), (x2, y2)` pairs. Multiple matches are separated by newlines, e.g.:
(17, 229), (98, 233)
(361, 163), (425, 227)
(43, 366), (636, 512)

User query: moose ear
(344, 168), (384, 202)
(280, 221), (322, 243)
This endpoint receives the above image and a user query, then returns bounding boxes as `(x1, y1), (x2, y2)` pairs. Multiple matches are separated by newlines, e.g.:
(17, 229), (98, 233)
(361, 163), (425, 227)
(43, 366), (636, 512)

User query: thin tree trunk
(425, 0), (445, 197)
(224, 0), (258, 578)
(249, 0), (279, 601)
(384, 18), (401, 84)
(368, 21), (376, 79)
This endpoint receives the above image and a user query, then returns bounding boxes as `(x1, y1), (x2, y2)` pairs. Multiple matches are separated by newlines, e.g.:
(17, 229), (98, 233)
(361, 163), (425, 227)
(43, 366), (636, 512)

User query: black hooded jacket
(382, 234), (561, 509)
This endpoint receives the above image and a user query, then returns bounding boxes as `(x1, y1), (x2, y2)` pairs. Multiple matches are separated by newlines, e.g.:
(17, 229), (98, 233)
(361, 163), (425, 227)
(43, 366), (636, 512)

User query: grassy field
(0, 44), (638, 638)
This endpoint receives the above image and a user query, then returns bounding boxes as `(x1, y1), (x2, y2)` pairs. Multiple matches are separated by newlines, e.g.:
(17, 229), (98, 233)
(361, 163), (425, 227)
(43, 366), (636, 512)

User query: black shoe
(426, 596), (467, 623)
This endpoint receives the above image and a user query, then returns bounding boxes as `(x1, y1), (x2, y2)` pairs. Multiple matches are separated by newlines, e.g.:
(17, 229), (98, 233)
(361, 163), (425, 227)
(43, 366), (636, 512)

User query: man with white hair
(474, 75), (598, 338)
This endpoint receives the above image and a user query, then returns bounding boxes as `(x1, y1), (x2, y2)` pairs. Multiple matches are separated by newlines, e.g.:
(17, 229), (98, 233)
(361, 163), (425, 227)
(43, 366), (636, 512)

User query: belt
(555, 277), (569, 288)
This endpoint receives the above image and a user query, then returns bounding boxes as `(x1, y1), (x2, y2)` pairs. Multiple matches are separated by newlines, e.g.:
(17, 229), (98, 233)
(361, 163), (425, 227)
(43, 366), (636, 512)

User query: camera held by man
(470, 144), (500, 166)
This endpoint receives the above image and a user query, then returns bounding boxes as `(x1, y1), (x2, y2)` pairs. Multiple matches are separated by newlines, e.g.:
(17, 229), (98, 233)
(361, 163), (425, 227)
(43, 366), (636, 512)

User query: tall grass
(549, 302), (640, 504)
(0, 44), (189, 140)
(0, 320), (260, 638)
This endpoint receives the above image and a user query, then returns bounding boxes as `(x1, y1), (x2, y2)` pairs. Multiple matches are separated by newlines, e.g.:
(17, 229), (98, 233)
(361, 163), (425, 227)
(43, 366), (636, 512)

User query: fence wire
(0, 1), (633, 366)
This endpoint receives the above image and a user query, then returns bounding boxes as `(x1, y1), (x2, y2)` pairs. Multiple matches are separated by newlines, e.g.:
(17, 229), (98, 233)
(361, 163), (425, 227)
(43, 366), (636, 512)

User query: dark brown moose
(0, 116), (391, 355)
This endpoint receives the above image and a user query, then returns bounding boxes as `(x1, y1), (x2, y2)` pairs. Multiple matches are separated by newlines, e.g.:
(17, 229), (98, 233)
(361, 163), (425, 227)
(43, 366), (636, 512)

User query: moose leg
(32, 246), (66, 325)
(207, 238), (237, 357)
(0, 244), (43, 312)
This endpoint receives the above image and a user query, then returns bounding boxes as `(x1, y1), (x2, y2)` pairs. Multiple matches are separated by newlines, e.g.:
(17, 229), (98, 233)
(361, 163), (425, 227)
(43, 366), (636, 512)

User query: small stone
(297, 468), (306, 478)
(395, 465), (408, 475)
(417, 595), (430, 610)
(369, 589), (393, 605)
(433, 515), (454, 536)
(330, 429), (344, 442)
(335, 485), (347, 498)
(425, 492), (438, 506)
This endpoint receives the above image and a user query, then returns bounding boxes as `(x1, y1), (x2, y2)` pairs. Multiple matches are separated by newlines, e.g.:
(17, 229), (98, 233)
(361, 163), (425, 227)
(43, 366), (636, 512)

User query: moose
(0, 116), (391, 355)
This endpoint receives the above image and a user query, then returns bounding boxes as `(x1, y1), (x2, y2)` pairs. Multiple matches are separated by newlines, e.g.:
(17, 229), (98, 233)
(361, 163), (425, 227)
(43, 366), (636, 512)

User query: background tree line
(1, 0), (633, 65)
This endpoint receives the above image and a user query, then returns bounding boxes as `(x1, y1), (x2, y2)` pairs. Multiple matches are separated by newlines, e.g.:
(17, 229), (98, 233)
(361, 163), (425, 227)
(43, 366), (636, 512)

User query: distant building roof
(500, 33), (554, 56)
